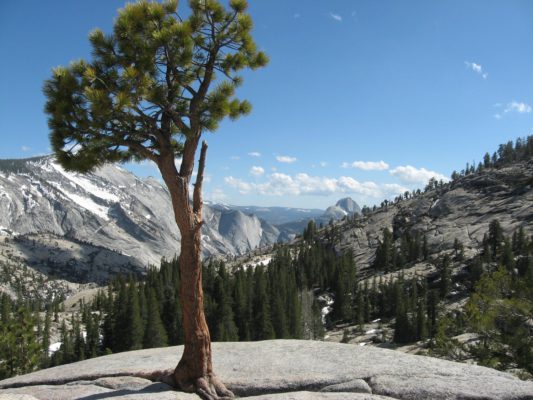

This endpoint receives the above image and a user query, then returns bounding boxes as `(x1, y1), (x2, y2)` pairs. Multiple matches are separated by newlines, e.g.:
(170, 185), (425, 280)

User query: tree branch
(193, 140), (207, 218)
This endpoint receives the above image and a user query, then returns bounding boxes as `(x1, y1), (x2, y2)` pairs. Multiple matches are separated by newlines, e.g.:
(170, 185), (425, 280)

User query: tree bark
(159, 141), (233, 400)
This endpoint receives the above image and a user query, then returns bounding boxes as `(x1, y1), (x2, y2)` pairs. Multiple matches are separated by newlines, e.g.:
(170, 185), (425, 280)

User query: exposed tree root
(175, 372), (234, 400)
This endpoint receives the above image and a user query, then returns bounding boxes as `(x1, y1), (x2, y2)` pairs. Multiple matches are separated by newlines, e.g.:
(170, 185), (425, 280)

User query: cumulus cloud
(250, 166), (265, 176)
(21, 146), (31, 152)
(390, 165), (448, 185)
(329, 12), (342, 22)
(504, 101), (531, 114)
(276, 155), (297, 163)
(494, 101), (531, 119)
(465, 61), (488, 79)
(319, 161), (328, 167)
(224, 173), (408, 199)
(248, 151), (261, 157)
(224, 176), (252, 194)
(341, 160), (389, 171)
(207, 188), (227, 203)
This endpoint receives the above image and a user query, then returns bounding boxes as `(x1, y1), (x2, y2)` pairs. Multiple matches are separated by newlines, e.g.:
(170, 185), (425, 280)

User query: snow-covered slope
(0, 156), (281, 282)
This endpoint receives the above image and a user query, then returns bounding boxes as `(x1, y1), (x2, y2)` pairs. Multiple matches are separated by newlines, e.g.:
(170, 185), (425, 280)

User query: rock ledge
(1, 340), (532, 399)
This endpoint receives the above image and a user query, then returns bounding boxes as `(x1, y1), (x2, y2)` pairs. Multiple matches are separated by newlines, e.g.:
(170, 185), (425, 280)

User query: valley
(0, 136), (532, 383)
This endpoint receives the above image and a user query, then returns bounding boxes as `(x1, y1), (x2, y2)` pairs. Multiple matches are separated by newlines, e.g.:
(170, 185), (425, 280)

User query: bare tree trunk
(159, 141), (233, 400)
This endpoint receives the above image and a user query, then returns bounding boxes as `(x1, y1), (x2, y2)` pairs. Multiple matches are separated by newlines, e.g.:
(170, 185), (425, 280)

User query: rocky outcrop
(1, 340), (532, 399)
(330, 161), (533, 269)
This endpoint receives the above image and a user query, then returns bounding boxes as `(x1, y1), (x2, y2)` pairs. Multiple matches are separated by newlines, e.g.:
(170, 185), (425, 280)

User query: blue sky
(1, 1), (532, 209)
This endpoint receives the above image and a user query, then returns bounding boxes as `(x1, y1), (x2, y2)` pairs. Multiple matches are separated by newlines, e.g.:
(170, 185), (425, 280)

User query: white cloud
(224, 173), (408, 199)
(248, 151), (261, 157)
(276, 155), (297, 163)
(230, 155), (240, 160)
(224, 176), (252, 194)
(504, 101), (531, 114)
(329, 12), (342, 22)
(21, 146), (31, 152)
(390, 165), (448, 185)
(250, 166), (265, 176)
(319, 161), (328, 167)
(207, 188), (227, 203)
(494, 101), (532, 119)
(465, 61), (488, 79)
(341, 160), (389, 171)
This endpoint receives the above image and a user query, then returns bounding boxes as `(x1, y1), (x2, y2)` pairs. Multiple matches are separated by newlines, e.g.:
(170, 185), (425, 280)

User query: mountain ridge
(0, 156), (355, 289)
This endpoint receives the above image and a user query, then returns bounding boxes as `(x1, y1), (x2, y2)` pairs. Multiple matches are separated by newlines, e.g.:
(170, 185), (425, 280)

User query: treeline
(95, 251), (315, 355)
(1, 242), (338, 378)
(452, 135), (533, 180)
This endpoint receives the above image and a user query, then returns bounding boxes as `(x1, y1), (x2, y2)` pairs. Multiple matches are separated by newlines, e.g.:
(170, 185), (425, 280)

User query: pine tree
(487, 220), (504, 260)
(233, 268), (251, 341)
(213, 266), (238, 342)
(84, 312), (100, 359)
(43, 0), (267, 395)
(0, 306), (41, 378)
(143, 288), (168, 349)
(287, 270), (302, 339)
(72, 315), (86, 362)
(126, 280), (144, 350)
(41, 309), (51, 367)
(439, 255), (452, 299)
(252, 267), (274, 340)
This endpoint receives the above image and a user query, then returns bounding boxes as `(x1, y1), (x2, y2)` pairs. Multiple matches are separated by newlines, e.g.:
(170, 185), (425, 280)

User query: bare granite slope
(0, 156), (281, 285)
(329, 161), (533, 270)
(1, 340), (532, 399)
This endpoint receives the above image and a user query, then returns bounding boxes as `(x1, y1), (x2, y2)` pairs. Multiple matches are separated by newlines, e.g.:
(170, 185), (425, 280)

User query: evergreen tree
(252, 267), (274, 340)
(41, 309), (52, 368)
(213, 266), (238, 341)
(487, 220), (504, 260)
(0, 306), (41, 378)
(43, 0), (267, 394)
(126, 279), (144, 350)
(439, 255), (452, 299)
(143, 288), (168, 349)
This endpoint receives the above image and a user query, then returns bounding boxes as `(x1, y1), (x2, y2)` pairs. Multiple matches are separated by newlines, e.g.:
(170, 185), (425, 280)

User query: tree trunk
(159, 143), (233, 400)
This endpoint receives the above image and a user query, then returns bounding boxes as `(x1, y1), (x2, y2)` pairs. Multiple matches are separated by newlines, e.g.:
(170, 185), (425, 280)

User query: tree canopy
(44, 0), (267, 173)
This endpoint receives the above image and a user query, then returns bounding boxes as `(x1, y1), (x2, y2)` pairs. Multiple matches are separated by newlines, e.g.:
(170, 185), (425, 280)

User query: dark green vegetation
(434, 221), (533, 375)
(0, 136), (532, 380)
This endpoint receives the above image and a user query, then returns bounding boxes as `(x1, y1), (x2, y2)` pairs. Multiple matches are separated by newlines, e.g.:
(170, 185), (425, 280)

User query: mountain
(221, 204), (324, 225)
(322, 197), (361, 221)
(274, 197), (361, 241)
(327, 160), (532, 270)
(0, 156), (282, 283)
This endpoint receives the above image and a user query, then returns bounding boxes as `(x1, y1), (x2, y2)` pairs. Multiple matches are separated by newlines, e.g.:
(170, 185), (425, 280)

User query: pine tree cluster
(433, 222), (533, 375)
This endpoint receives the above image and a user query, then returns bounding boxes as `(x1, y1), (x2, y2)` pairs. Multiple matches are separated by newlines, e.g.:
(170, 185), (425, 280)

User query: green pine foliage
(431, 222), (533, 375)
(44, 0), (268, 174)
(0, 305), (41, 379)
(143, 288), (168, 349)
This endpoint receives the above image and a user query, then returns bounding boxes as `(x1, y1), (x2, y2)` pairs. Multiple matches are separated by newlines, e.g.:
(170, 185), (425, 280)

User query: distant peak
(335, 197), (361, 214)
